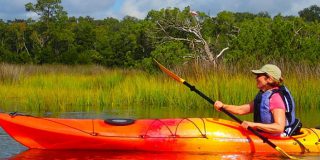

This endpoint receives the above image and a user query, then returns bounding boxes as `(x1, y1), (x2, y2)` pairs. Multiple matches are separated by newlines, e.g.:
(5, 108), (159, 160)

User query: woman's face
(255, 74), (270, 91)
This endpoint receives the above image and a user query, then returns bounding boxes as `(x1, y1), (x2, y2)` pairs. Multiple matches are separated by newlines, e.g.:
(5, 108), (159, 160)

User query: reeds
(0, 63), (319, 119)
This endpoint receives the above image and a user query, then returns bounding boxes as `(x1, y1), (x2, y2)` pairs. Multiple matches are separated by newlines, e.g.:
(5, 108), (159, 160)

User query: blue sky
(0, 0), (319, 21)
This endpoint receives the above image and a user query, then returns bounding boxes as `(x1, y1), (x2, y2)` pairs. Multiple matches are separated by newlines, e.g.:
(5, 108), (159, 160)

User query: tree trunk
(203, 41), (214, 62)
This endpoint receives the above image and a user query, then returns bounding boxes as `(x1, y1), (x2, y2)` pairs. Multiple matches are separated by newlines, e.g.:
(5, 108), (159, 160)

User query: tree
(146, 7), (229, 66)
(94, 16), (150, 67)
(25, 0), (67, 26)
(151, 41), (190, 66)
(70, 16), (101, 64)
(234, 11), (270, 22)
(227, 17), (272, 63)
(0, 20), (35, 63)
(25, 0), (70, 64)
(298, 5), (320, 22)
(0, 20), (6, 49)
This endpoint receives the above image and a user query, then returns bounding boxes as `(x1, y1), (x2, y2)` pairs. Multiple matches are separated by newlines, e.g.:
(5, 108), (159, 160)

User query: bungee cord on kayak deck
(310, 128), (320, 144)
(174, 118), (207, 138)
(141, 118), (207, 138)
(7, 112), (209, 139)
(9, 112), (97, 136)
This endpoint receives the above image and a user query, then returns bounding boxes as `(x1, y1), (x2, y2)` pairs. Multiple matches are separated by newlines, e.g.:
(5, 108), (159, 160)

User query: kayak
(0, 112), (319, 153)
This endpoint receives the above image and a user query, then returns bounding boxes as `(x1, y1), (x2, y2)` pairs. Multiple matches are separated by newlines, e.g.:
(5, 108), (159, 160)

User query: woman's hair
(267, 74), (284, 86)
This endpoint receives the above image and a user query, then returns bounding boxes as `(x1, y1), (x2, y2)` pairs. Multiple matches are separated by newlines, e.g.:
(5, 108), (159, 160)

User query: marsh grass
(0, 63), (319, 119)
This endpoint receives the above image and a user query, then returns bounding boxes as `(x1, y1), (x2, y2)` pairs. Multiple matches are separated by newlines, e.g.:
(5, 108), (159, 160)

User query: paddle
(154, 59), (298, 159)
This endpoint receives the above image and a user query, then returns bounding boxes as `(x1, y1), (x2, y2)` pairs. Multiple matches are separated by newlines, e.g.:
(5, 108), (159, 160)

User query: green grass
(0, 63), (319, 121)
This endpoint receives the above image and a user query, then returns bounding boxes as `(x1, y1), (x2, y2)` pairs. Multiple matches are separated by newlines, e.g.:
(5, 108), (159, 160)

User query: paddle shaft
(183, 81), (274, 145)
(183, 81), (215, 104)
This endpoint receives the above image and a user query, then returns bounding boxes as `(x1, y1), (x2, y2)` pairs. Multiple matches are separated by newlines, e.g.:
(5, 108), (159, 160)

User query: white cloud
(286, 0), (320, 16)
(62, 0), (116, 19)
(119, 0), (194, 19)
(0, 0), (36, 20)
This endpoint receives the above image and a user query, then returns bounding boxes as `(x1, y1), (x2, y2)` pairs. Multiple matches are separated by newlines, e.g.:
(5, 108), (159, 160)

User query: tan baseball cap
(251, 64), (282, 81)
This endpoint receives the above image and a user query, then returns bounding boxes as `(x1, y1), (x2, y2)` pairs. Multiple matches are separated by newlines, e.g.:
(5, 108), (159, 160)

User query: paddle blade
(275, 147), (298, 159)
(154, 59), (185, 83)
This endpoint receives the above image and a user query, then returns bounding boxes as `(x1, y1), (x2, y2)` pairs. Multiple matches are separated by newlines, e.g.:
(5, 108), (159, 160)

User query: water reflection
(10, 149), (282, 160)
(11, 149), (320, 160)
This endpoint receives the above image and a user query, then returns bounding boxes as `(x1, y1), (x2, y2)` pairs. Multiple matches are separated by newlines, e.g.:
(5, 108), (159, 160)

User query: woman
(214, 64), (297, 136)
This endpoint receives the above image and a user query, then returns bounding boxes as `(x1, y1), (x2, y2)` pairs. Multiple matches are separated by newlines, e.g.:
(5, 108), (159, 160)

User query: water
(1, 110), (320, 159)
(0, 127), (27, 158)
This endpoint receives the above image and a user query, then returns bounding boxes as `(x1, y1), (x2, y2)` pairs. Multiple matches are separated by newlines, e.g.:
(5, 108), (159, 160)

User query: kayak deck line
(0, 112), (320, 153)
(309, 128), (320, 141)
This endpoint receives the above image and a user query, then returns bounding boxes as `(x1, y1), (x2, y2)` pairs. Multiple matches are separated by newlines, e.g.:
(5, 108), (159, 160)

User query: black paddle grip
(183, 81), (215, 104)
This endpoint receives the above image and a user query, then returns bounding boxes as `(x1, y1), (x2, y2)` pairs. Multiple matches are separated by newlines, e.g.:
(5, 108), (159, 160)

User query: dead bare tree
(153, 10), (229, 66)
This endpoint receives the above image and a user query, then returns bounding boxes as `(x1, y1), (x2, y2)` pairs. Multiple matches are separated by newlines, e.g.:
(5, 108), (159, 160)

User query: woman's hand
(214, 101), (224, 111)
(241, 121), (256, 129)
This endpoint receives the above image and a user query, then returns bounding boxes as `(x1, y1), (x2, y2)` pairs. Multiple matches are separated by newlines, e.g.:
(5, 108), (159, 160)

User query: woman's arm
(241, 108), (286, 134)
(214, 101), (254, 115)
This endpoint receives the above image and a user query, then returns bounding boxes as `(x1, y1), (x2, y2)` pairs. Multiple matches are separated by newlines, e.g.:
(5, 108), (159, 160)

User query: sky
(0, 0), (319, 21)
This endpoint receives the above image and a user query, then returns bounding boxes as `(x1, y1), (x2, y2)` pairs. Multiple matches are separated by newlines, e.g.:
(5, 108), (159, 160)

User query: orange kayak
(0, 113), (319, 153)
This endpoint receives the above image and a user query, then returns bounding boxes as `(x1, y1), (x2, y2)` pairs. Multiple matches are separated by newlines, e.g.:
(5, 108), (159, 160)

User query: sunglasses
(255, 73), (269, 78)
